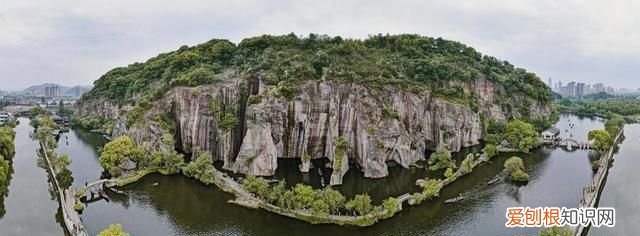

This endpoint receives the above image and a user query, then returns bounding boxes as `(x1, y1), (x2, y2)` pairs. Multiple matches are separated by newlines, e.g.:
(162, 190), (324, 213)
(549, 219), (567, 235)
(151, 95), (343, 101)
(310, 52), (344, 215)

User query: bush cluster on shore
(242, 175), (399, 219)
(504, 156), (529, 182)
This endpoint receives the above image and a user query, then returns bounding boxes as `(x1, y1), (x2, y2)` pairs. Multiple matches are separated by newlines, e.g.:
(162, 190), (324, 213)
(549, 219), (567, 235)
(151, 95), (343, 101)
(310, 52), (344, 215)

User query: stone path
(40, 141), (88, 236)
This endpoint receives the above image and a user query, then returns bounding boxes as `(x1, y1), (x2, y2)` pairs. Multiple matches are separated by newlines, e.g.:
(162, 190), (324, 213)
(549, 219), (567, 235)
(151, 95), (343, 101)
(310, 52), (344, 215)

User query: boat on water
(106, 186), (126, 195)
(487, 176), (500, 185)
(444, 195), (465, 204)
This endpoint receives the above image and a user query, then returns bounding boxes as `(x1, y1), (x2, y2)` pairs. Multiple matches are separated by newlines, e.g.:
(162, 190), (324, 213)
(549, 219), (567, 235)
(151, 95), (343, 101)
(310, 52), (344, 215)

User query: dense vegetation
(588, 130), (612, 153)
(33, 116), (75, 191)
(0, 127), (16, 219)
(539, 226), (572, 236)
(557, 96), (640, 117)
(99, 136), (144, 176)
(81, 34), (552, 124)
(486, 119), (540, 152)
(427, 147), (456, 171)
(242, 175), (399, 219)
(71, 115), (115, 135)
(504, 156), (529, 182)
(587, 113), (624, 154)
(99, 135), (185, 178)
(183, 152), (215, 184)
(98, 224), (130, 236)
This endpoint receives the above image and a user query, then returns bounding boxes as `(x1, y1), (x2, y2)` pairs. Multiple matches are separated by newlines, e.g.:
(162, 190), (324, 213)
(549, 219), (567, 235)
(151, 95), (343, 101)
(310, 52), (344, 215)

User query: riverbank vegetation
(0, 126), (16, 218)
(539, 226), (572, 236)
(588, 130), (613, 153)
(504, 156), (529, 182)
(427, 147), (456, 171)
(241, 175), (400, 223)
(99, 134), (185, 180)
(183, 152), (216, 184)
(410, 148), (493, 207)
(587, 113), (625, 154)
(98, 224), (130, 236)
(33, 116), (76, 191)
(71, 115), (115, 136)
(557, 95), (640, 117)
(485, 119), (540, 153)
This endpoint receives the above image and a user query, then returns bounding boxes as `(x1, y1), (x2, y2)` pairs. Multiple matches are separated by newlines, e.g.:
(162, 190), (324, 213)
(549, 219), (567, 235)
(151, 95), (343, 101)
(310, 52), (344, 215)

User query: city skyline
(1, 1), (639, 90)
(549, 79), (640, 97)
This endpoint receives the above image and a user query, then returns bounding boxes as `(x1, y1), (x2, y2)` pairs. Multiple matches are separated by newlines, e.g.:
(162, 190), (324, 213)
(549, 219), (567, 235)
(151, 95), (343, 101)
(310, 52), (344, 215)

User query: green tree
(0, 155), (11, 197)
(182, 152), (215, 184)
(604, 115), (625, 137)
(459, 153), (475, 174)
(0, 127), (16, 159)
(218, 113), (238, 132)
(482, 144), (498, 159)
(28, 106), (49, 119)
(588, 129), (613, 153)
(422, 179), (442, 199)
(243, 175), (270, 199)
(505, 119), (539, 152)
(279, 190), (296, 210)
(310, 199), (330, 216)
(428, 147), (456, 171)
(56, 168), (74, 190)
(267, 180), (287, 204)
(504, 156), (528, 182)
(381, 197), (399, 218)
(316, 187), (346, 214)
(98, 224), (130, 236)
(99, 136), (142, 176)
(345, 194), (373, 216)
(292, 184), (316, 210)
(539, 226), (572, 236)
(444, 168), (454, 178)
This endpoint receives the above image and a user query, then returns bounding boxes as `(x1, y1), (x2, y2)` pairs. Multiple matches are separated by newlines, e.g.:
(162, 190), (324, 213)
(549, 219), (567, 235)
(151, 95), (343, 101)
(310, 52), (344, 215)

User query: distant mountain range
(21, 83), (93, 96)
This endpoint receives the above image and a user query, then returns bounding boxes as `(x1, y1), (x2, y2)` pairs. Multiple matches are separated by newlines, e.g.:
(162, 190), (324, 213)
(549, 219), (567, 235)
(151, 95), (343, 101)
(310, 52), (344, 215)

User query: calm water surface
(0, 114), (607, 236)
(0, 118), (66, 236)
(590, 124), (640, 236)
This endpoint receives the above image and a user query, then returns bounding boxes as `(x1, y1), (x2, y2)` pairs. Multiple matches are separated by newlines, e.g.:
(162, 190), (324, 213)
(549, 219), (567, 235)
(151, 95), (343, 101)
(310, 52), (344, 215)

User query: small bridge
(556, 138), (591, 150)
(79, 179), (117, 201)
(397, 193), (412, 210)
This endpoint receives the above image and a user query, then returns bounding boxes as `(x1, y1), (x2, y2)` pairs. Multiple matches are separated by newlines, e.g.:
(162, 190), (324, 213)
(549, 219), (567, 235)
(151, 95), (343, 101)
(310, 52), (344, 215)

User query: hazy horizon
(1, 0), (639, 91)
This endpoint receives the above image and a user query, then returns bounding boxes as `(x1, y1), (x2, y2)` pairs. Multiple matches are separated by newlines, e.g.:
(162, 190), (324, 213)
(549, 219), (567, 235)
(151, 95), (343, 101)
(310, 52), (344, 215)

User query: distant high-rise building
(576, 83), (585, 98)
(44, 86), (61, 97)
(585, 84), (592, 95)
(566, 82), (576, 97)
(593, 83), (605, 93)
(548, 78), (552, 87)
(606, 86), (615, 94)
(71, 86), (88, 97)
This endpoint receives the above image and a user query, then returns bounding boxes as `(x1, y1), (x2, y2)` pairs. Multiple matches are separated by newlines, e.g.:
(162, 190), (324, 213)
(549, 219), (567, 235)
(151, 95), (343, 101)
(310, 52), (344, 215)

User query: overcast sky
(1, 0), (638, 91)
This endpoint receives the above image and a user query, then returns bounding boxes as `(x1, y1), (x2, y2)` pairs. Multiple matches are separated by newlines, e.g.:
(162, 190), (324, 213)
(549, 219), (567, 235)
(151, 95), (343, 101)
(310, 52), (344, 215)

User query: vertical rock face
(76, 97), (120, 119)
(78, 75), (551, 183)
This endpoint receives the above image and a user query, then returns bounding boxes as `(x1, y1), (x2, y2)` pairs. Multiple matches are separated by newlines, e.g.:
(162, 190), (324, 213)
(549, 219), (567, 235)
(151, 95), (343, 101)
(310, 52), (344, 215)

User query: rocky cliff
(78, 72), (550, 184)
(76, 34), (554, 184)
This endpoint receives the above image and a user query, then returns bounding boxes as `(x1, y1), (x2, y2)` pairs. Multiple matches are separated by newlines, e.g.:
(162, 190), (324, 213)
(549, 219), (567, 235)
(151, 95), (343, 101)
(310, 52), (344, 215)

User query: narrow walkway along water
(0, 118), (66, 235)
(589, 124), (640, 236)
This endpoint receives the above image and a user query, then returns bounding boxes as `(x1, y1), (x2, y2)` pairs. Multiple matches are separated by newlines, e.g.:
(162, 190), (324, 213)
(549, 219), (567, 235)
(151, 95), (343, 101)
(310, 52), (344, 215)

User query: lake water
(0, 113), (607, 235)
(0, 118), (67, 236)
(589, 124), (640, 236)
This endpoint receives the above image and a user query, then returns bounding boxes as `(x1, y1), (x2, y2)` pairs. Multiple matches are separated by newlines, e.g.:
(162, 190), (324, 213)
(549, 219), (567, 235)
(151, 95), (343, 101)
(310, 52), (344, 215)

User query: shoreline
(108, 150), (496, 227)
